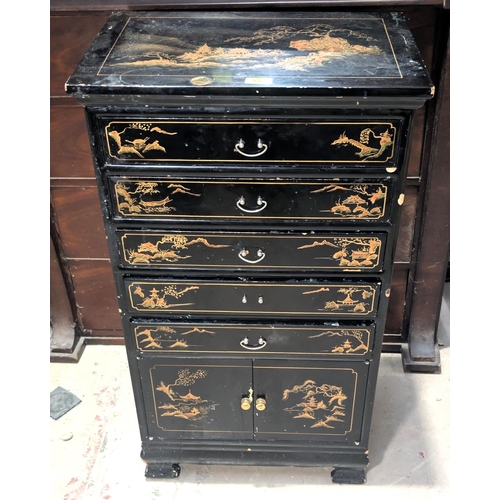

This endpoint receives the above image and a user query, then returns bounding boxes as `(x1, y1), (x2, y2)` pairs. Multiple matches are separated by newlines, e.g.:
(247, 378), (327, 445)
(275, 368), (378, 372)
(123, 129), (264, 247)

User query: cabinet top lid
(65, 10), (433, 99)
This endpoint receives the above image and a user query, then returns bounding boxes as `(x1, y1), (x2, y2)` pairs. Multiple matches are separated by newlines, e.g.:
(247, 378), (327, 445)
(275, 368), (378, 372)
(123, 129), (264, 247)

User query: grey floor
(50, 283), (449, 499)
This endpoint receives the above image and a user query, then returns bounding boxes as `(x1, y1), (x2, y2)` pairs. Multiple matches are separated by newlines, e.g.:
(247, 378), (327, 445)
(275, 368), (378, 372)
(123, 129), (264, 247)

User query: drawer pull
(234, 138), (268, 157)
(255, 397), (266, 412)
(241, 388), (253, 410)
(236, 195), (268, 213)
(240, 336), (267, 350)
(238, 248), (266, 264)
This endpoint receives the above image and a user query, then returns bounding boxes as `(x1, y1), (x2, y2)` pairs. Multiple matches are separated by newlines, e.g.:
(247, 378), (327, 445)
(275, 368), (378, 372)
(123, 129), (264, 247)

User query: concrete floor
(50, 284), (449, 499)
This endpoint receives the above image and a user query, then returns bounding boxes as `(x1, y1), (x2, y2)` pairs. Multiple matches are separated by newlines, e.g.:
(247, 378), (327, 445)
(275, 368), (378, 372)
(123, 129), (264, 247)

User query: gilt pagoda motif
(282, 379), (349, 430)
(123, 234), (229, 265)
(297, 236), (382, 269)
(154, 368), (218, 423)
(115, 181), (200, 216)
(135, 325), (216, 350)
(311, 183), (387, 219)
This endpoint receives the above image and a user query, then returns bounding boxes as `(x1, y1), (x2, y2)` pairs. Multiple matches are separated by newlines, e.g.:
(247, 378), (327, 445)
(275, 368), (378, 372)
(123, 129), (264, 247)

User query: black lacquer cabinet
(66, 10), (433, 484)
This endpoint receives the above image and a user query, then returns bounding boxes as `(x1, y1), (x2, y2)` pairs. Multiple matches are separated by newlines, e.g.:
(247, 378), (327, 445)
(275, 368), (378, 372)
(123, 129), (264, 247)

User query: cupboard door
(253, 360), (368, 443)
(138, 358), (253, 440)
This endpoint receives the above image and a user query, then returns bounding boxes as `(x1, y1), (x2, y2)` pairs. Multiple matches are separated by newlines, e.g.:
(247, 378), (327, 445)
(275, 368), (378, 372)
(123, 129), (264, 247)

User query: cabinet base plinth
(142, 442), (369, 478)
(331, 467), (366, 484)
(145, 463), (181, 479)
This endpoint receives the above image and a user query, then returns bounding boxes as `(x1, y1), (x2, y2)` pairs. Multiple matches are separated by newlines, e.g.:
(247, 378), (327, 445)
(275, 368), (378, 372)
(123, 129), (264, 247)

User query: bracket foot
(145, 463), (181, 479)
(331, 467), (366, 484)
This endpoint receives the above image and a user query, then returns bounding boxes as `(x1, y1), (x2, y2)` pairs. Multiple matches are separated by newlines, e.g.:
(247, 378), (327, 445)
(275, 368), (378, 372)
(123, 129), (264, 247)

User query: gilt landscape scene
(98, 15), (401, 80)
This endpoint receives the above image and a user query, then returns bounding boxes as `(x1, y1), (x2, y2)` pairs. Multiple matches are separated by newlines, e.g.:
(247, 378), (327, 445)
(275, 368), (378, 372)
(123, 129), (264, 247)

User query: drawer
(117, 230), (387, 272)
(124, 278), (381, 319)
(131, 321), (375, 357)
(108, 177), (395, 224)
(100, 118), (404, 168)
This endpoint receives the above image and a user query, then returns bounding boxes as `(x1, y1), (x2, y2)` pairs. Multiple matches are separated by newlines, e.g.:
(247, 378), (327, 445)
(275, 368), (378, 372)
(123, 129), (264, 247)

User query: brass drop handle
(241, 388), (253, 411)
(255, 397), (266, 412)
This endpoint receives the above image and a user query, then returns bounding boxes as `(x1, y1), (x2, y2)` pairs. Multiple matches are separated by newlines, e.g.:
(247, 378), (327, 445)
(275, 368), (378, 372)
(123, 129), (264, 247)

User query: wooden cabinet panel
(403, 6), (437, 73)
(68, 260), (122, 332)
(385, 268), (408, 336)
(51, 186), (108, 259)
(394, 186), (418, 264)
(51, 14), (110, 97)
(406, 107), (425, 178)
(51, 106), (95, 178)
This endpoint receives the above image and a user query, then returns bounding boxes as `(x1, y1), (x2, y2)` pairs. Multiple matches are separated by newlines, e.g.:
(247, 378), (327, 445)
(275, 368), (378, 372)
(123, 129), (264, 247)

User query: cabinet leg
(331, 467), (366, 484)
(145, 463), (181, 479)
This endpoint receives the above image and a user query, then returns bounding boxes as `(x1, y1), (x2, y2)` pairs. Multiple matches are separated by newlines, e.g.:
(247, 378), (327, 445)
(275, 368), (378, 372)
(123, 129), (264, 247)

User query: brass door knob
(255, 397), (266, 411)
(241, 398), (251, 410)
(241, 388), (253, 410)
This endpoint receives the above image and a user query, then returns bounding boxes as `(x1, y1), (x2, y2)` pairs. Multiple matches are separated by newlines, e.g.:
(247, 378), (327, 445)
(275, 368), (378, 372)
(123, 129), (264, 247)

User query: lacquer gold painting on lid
(98, 15), (402, 82)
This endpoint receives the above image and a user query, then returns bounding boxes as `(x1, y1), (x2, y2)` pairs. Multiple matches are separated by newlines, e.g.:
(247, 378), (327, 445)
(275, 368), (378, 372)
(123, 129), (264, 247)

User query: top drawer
(99, 118), (404, 170)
